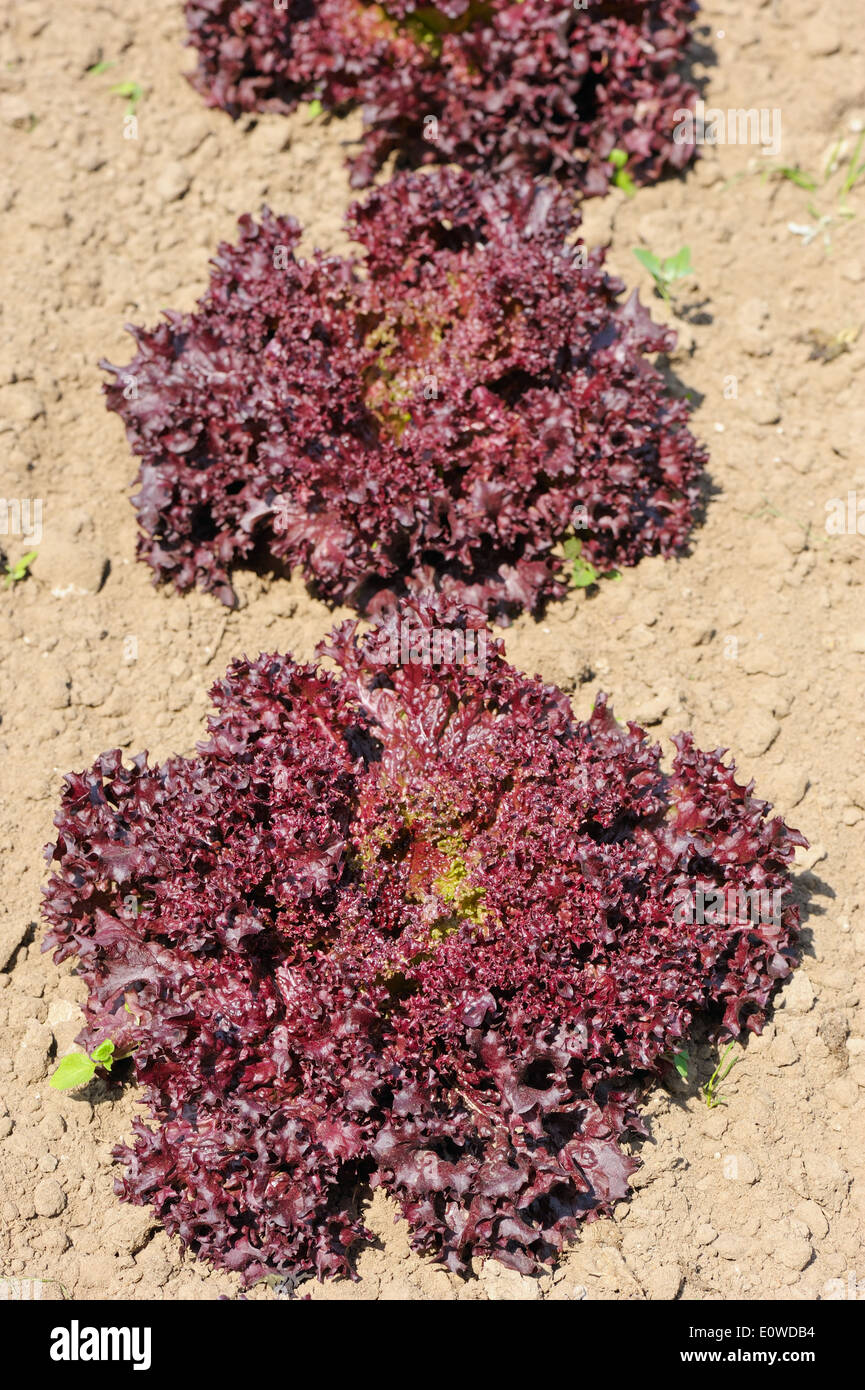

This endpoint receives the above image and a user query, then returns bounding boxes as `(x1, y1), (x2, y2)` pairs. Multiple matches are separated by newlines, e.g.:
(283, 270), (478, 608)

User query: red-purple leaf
(104, 169), (705, 619)
(43, 600), (804, 1285)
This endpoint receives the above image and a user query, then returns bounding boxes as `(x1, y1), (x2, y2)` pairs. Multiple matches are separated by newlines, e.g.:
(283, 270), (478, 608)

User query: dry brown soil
(0, 0), (863, 1302)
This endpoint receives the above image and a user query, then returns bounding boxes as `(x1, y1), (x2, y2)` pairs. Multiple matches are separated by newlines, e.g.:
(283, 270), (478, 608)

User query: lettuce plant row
(184, 0), (699, 195)
(43, 600), (804, 1285)
(104, 168), (705, 618)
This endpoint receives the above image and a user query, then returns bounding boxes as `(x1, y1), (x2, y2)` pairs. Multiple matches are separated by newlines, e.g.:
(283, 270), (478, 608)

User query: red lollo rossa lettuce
(43, 599), (804, 1285)
(184, 0), (700, 195)
(102, 168), (705, 619)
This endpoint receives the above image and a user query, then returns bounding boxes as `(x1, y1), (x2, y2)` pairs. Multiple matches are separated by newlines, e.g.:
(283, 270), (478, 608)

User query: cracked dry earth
(1, 0), (864, 1302)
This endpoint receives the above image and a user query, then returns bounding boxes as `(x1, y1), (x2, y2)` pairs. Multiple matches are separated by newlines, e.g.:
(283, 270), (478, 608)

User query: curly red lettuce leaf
(103, 169), (705, 619)
(43, 600), (804, 1284)
(184, 0), (700, 195)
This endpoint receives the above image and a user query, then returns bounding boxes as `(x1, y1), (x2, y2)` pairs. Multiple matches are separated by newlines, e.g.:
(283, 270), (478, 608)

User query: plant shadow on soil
(3, 920), (37, 974)
(675, 296), (714, 327)
(677, 25), (719, 102)
(62, 1052), (137, 1108)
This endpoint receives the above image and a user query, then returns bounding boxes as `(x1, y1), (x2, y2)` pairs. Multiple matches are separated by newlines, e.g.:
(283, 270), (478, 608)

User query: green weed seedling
(50, 1039), (126, 1091)
(3, 550), (37, 588)
(838, 130), (865, 216)
(562, 535), (598, 588)
(609, 148), (636, 198)
(109, 80), (143, 116)
(701, 1042), (740, 1109)
(633, 245), (693, 304)
(782, 130), (865, 248)
(764, 165), (817, 191)
(562, 535), (621, 588)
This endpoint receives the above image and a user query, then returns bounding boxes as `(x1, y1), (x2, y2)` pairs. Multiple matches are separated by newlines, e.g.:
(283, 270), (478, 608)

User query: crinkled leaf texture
(103, 167), (705, 619)
(184, 0), (700, 195)
(43, 598), (805, 1286)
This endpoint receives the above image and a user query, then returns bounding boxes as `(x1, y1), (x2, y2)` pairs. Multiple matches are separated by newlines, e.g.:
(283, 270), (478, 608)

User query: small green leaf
(91, 1040), (116, 1067)
(609, 150), (636, 197)
(672, 1048), (689, 1080)
(664, 245), (692, 279)
(563, 536), (599, 587)
(109, 80), (143, 115)
(701, 1042), (740, 1108)
(777, 165), (817, 191)
(87, 60), (115, 75)
(823, 138), (843, 182)
(4, 549), (37, 587)
(841, 132), (865, 196)
(50, 1053), (97, 1090)
(305, 99), (323, 119)
(571, 557), (599, 588)
(633, 246), (662, 277)
(561, 536), (582, 562)
(634, 245), (692, 304)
